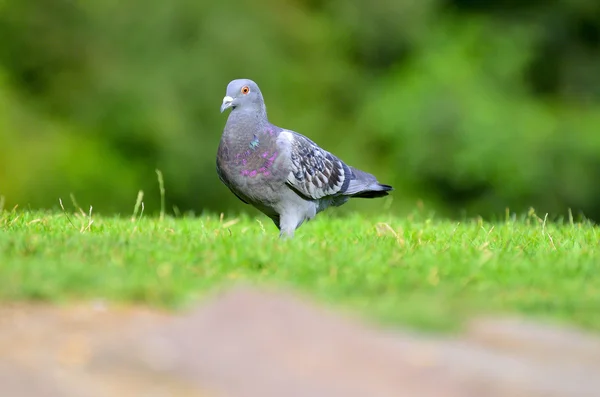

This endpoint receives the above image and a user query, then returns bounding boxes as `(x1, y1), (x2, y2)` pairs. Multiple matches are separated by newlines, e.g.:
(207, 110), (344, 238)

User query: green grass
(1, 207), (599, 334)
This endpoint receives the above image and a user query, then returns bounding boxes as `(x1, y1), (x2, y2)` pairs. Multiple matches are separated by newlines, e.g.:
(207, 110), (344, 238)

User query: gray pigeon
(216, 78), (393, 238)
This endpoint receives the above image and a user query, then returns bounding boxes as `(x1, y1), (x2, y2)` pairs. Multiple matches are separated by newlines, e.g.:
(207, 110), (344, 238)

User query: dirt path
(1, 287), (599, 397)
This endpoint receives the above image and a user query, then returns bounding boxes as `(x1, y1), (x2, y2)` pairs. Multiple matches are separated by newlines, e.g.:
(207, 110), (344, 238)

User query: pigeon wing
(283, 131), (351, 200)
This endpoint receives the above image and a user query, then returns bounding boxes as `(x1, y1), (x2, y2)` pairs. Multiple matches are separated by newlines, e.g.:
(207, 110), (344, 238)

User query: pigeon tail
(345, 167), (393, 199)
(349, 183), (393, 198)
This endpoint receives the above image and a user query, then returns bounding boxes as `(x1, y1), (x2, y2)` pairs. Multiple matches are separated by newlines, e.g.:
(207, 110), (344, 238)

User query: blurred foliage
(0, 0), (599, 219)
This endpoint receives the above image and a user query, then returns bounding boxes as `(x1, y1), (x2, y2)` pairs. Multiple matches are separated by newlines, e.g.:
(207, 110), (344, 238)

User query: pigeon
(216, 78), (393, 238)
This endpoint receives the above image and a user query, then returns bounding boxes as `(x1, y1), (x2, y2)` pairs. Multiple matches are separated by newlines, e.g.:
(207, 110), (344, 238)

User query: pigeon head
(220, 79), (265, 114)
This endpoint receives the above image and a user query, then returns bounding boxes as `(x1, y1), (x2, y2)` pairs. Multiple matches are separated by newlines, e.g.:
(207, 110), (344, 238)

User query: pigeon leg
(278, 211), (303, 239)
(279, 229), (294, 239)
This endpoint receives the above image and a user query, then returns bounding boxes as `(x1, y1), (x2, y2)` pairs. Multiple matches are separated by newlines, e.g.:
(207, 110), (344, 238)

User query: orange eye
(241, 86), (250, 95)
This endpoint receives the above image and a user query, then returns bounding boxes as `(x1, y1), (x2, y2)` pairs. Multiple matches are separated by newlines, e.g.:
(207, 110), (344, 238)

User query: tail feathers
(349, 183), (393, 198)
(345, 167), (393, 199)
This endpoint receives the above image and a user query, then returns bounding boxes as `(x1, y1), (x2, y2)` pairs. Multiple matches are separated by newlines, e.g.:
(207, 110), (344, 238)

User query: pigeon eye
(241, 86), (250, 95)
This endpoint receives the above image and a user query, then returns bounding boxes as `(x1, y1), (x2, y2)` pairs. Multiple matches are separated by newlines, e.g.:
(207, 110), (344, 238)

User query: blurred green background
(1, 0), (599, 220)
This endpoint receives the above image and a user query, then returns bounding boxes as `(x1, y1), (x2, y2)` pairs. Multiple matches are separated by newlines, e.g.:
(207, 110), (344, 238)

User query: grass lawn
(1, 207), (599, 333)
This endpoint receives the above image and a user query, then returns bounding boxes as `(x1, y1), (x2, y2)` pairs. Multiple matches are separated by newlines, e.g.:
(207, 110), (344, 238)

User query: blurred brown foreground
(1, 286), (599, 397)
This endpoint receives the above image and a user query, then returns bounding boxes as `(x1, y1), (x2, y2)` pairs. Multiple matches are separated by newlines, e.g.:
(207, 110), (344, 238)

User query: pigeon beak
(220, 96), (234, 113)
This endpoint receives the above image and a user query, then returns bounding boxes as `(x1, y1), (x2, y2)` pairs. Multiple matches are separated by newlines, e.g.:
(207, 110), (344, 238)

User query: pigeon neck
(225, 106), (269, 140)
